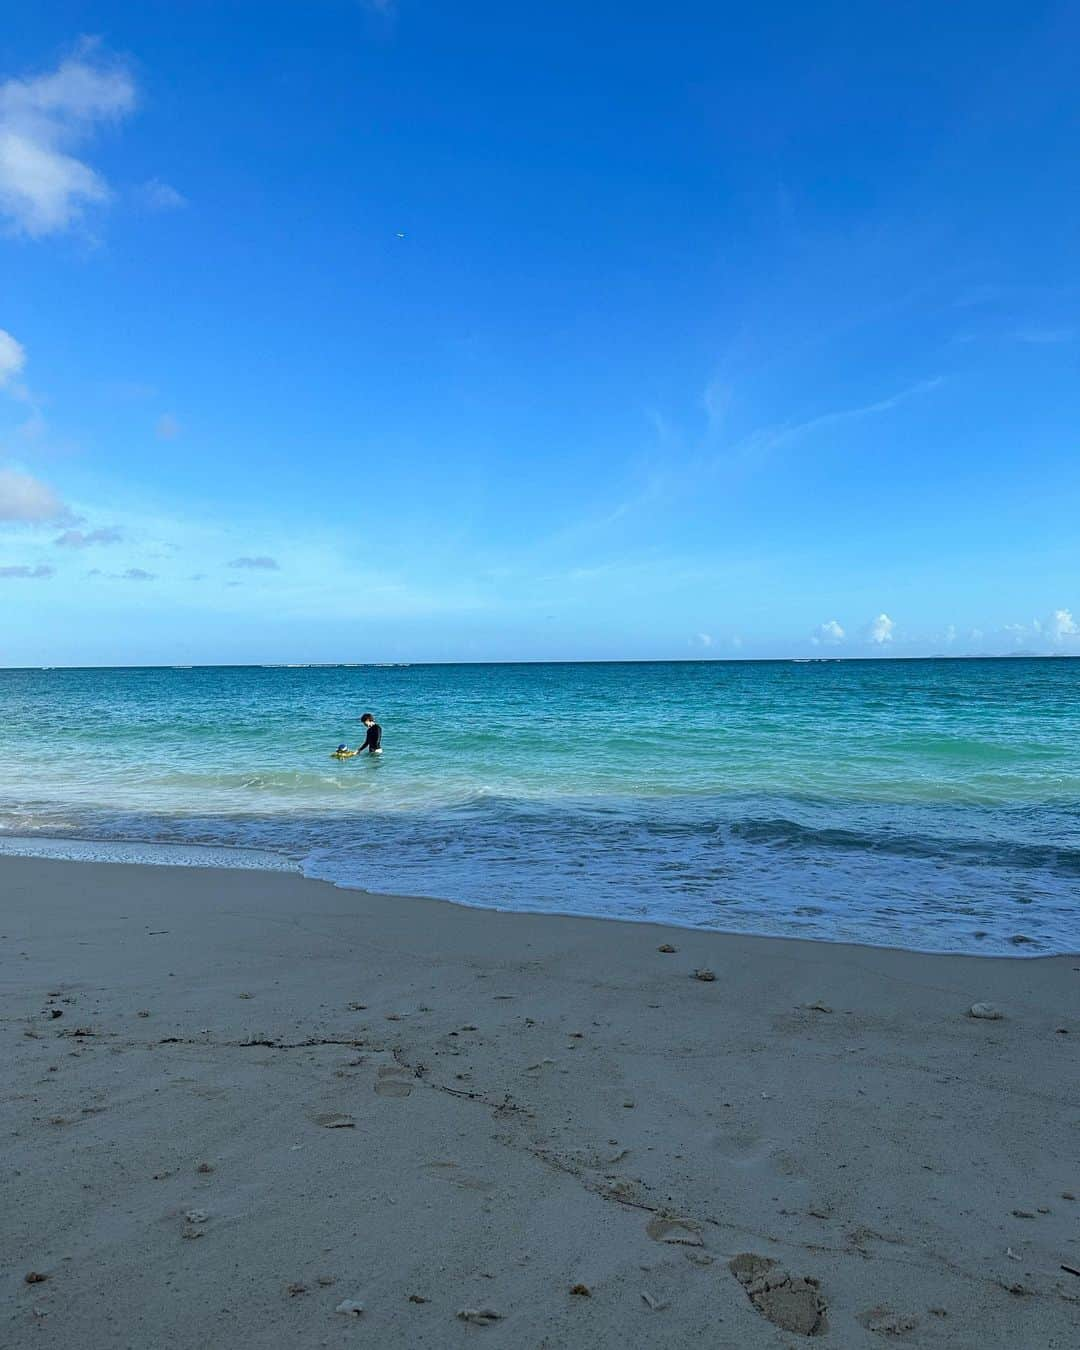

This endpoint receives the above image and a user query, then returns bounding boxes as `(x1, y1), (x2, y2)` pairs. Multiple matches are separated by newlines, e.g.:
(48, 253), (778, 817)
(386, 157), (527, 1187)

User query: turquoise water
(0, 659), (1077, 954)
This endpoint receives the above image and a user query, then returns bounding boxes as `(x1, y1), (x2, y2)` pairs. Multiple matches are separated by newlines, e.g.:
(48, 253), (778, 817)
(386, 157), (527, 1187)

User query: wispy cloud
(746, 379), (944, 458)
(701, 377), (731, 432)
(0, 562), (54, 579)
(228, 555), (280, 571)
(54, 525), (122, 548)
(1013, 327), (1073, 345)
(155, 412), (180, 440)
(137, 178), (186, 211)
(0, 328), (26, 388)
(0, 41), (136, 236)
(0, 467), (74, 523)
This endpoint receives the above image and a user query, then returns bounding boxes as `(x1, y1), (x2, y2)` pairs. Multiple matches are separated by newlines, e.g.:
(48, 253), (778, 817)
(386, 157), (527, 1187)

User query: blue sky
(1, 1), (1078, 664)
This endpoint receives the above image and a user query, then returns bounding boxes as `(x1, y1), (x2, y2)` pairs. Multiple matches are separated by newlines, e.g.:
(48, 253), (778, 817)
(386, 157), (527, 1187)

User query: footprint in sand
(729, 1253), (827, 1337)
(375, 1065), (414, 1098)
(708, 1121), (768, 1165)
(859, 1306), (919, 1337)
(421, 1161), (492, 1191)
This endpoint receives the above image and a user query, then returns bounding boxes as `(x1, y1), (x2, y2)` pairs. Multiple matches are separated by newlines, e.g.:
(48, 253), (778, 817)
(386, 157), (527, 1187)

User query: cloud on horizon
(812, 618), (845, 645)
(0, 562), (54, 578)
(0, 42), (136, 236)
(228, 555), (280, 571)
(1049, 607), (1078, 643)
(868, 612), (895, 644)
(54, 525), (123, 548)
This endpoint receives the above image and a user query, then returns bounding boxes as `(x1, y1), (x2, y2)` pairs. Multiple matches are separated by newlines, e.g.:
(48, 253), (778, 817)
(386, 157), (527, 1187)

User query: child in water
(330, 713), (383, 759)
(359, 713), (383, 754)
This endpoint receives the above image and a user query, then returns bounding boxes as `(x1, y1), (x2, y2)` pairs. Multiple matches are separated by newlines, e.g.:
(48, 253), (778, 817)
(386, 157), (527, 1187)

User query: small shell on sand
(646, 1215), (703, 1246)
(693, 969), (716, 982)
(457, 1307), (502, 1324)
(657, 944), (677, 953)
(335, 1299), (364, 1316)
(312, 1112), (356, 1128)
(969, 1003), (1003, 1020)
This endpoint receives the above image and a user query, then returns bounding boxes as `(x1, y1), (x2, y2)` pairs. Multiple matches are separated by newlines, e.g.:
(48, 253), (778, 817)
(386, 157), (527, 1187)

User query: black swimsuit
(361, 722), (382, 752)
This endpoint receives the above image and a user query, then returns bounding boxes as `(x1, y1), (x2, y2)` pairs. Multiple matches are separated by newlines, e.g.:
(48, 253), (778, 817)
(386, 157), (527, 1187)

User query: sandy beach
(1, 855), (1078, 1348)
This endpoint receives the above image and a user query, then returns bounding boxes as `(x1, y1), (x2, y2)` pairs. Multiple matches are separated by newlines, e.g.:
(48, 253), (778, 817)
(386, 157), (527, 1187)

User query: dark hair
(360, 712), (374, 722)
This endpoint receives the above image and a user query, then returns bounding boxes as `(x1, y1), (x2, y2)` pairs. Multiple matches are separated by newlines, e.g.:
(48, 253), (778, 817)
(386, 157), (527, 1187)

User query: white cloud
(0, 562), (54, 579)
(137, 178), (186, 211)
(0, 327), (26, 387)
(868, 612), (895, 645)
(228, 555), (280, 571)
(812, 618), (845, 645)
(0, 467), (73, 522)
(702, 378), (731, 431)
(54, 525), (122, 548)
(944, 624), (956, 644)
(750, 380), (944, 458)
(1049, 608), (1079, 643)
(0, 44), (136, 236)
(156, 412), (180, 440)
(1013, 328), (1073, 345)
(693, 632), (713, 647)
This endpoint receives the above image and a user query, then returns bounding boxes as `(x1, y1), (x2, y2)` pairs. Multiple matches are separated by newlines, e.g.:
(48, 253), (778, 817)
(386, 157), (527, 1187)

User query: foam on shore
(0, 833), (298, 872)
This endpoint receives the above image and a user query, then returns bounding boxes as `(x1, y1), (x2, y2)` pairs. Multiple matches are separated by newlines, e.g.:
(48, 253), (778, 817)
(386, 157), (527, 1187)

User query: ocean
(0, 659), (1076, 955)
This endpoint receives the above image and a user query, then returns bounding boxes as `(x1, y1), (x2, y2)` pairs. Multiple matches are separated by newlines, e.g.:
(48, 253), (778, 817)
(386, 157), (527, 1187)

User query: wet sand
(1, 855), (1078, 1347)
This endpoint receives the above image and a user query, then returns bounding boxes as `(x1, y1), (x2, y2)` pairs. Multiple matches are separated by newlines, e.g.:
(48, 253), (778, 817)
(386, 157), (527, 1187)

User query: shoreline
(1, 833), (1073, 961)
(2, 854), (1078, 1347)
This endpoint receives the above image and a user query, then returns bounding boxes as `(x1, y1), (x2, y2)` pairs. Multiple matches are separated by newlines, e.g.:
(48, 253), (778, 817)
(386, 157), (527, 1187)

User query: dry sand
(1, 855), (1078, 1348)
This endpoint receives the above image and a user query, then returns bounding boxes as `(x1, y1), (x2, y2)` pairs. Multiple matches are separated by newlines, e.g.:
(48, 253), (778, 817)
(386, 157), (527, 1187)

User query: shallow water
(0, 659), (1077, 954)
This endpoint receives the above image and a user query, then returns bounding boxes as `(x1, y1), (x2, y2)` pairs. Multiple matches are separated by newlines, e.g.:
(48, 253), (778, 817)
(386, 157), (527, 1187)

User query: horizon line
(0, 654), (1075, 672)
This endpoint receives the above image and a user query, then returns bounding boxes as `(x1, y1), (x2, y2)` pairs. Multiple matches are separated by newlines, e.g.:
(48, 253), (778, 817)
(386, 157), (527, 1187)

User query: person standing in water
(359, 712), (383, 755)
